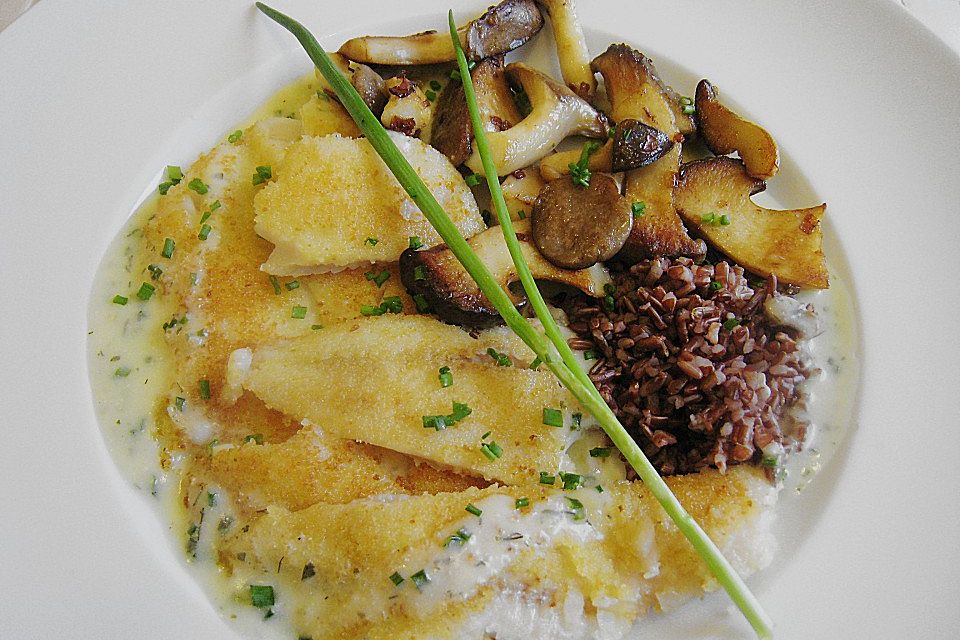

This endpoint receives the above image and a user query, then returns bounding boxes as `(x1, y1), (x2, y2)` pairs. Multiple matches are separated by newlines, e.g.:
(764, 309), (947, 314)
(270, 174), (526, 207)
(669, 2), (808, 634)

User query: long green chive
(438, 366), (453, 388)
(542, 407), (563, 428)
(187, 177), (209, 194)
(249, 585), (274, 608)
(465, 503), (482, 517)
(515, 497), (530, 509)
(198, 379), (211, 400)
(161, 238), (176, 259)
(112, 295), (128, 306)
(389, 571), (404, 586)
(256, 7), (772, 635)
(291, 305), (307, 319)
(136, 282), (155, 301)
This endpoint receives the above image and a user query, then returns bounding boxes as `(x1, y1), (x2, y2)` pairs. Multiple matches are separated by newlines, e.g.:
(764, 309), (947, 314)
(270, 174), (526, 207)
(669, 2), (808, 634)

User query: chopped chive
(719, 213), (731, 226)
(410, 570), (430, 590)
(161, 238), (176, 259)
(450, 401), (471, 421)
(252, 165), (272, 185)
(559, 472), (583, 490)
(285, 280), (301, 290)
(311, 324), (323, 330)
(465, 503), (482, 517)
(608, 123), (617, 139)
(539, 471), (556, 485)
(389, 571), (404, 586)
(382, 296), (403, 314)
(412, 293), (431, 313)
(515, 497), (529, 509)
(114, 366), (131, 378)
(542, 407), (563, 428)
(175, 396), (186, 411)
(566, 496), (586, 521)
(429, 79), (442, 91)
(291, 305), (307, 319)
(709, 281), (723, 292)
(529, 356), (542, 370)
(568, 141), (600, 188)
(486, 347), (512, 367)
(438, 366), (453, 388)
(205, 438), (219, 454)
(206, 491), (217, 507)
(583, 350), (598, 361)
(413, 265), (427, 281)
(701, 212), (717, 225)
(422, 400), (471, 430)
(199, 210), (212, 224)
(269, 275), (281, 295)
(425, 89), (437, 101)
(596, 484), (604, 493)
(364, 270), (390, 287)
(589, 447), (612, 458)
(198, 379), (211, 400)
(228, 129), (243, 143)
(187, 177), (209, 194)
(572, 412), (582, 429)
(761, 453), (781, 468)
(479, 441), (503, 460)
(444, 528), (471, 547)
(480, 431), (492, 440)
(166, 165), (183, 182)
(682, 103), (696, 115)
(464, 173), (481, 187)
(517, 210), (527, 220)
(244, 433), (264, 445)
(364, 237), (379, 246)
(631, 201), (647, 217)
(422, 414), (447, 430)
(679, 96), (693, 106)
(602, 294), (615, 312)
(408, 236), (424, 250)
(198, 224), (212, 241)
(301, 563), (316, 580)
(112, 295), (128, 306)
(723, 318), (741, 330)
(481, 208), (493, 226)
(360, 304), (385, 317)
(249, 585), (274, 608)
(136, 282), (156, 301)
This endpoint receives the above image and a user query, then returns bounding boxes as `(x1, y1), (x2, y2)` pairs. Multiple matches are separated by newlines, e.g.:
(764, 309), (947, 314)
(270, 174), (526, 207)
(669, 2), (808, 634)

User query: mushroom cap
(610, 118), (674, 173)
(532, 173), (633, 270)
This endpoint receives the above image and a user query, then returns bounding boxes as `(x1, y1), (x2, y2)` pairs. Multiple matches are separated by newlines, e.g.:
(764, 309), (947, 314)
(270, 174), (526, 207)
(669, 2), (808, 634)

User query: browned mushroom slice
(592, 44), (705, 262)
(381, 75), (433, 141)
(536, 0), (596, 100)
(431, 57), (521, 166)
(314, 53), (389, 116)
(531, 173), (632, 269)
(538, 119), (671, 180)
(338, 0), (543, 65)
(696, 79), (779, 180)
(399, 220), (611, 328)
(674, 157), (828, 288)
(465, 63), (607, 176)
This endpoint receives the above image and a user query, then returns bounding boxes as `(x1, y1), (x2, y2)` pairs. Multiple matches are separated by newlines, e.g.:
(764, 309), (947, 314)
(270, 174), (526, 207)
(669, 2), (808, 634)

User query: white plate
(1, 1), (958, 638)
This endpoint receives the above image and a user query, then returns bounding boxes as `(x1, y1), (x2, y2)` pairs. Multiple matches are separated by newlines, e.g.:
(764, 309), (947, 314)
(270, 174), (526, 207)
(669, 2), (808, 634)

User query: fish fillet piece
(222, 467), (776, 640)
(253, 132), (485, 275)
(198, 425), (487, 513)
(238, 314), (578, 484)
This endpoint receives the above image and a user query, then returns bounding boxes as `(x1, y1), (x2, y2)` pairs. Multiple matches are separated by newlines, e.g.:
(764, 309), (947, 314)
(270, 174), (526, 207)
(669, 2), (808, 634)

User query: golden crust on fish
(253, 132), (485, 275)
(239, 314), (577, 484)
(222, 467), (775, 640)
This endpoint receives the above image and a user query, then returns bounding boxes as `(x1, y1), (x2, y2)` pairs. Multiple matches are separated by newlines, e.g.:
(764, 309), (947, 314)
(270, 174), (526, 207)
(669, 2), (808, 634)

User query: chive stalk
(255, 5), (772, 637)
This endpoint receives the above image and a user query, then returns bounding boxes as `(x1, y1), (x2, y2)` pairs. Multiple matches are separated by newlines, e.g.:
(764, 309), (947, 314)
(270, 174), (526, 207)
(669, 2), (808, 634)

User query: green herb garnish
(486, 347), (511, 367)
(136, 282), (155, 301)
(631, 201), (647, 217)
(409, 236), (424, 249)
(539, 471), (556, 485)
(515, 497), (529, 509)
(410, 570), (430, 590)
(589, 447), (612, 458)
(389, 571), (404, 586)
(228, 129), (243, 143)
(364, 270), (390, 287)
(252, 165), (272, 185)
(465, 503), (482, 517)
(161, 238), (176, 259)
(291, 305), (307, 319)
(542, 407), (563, 428)
(112, 295), (128, 306)
(198, 379), (211, 400)
(438, 366), (453, 388)
(187, 177), (209, 194)
(568, 141), (600, 188)
(249, 585), (274, 608)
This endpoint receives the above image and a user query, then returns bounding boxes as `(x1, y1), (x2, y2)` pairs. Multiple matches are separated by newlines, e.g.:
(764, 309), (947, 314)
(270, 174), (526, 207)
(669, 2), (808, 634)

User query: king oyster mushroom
(399, 219), (611, 328)
(538, 118), (674, 180)
(535, 0), (596, 100)
(381, 75), (434, 141)
(592, 44), (705, 262)
(464, 63), (607, 176)
(431, 56), (522, 166)
(338, 0), (544, 65)
(674, 157), (828, 288)
(696, 79), (780, 180)
(531, 172), (633, 269)
(314, 53), (389, 116)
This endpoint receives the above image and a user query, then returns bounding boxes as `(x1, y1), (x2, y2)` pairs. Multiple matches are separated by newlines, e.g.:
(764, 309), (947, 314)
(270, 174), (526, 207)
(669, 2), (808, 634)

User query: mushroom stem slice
(399, 220), (611, 328)
(314, 53), (388, 116)
(338, 0), (543, 65)
(381, 75), (434, 142)
(431, 57), (521, 166)
(536, 0), (596, 101)
(674, 157), (828, 288)
(465, 63), (607, 177)
(696, 79), (780, 180)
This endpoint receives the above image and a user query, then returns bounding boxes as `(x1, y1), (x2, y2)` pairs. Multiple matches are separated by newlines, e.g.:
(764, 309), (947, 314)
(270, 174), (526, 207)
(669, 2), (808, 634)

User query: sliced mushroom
(536, 0), (596, 101)
(381, 75), (433, 141)
(696, 79), (779, 180)
(538, 119), (673, 180)
(674, 157), (827, 288)
(500, 167), (545, 220)
(314, 53), (389, 116)
(531, 173), (632, 269)
(399, 219), (611, 328)
(592, 44), (705, 262)
(465, 63), (606, 176)
(338, 0), (543, 65)
(431, 57), (521, 166)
